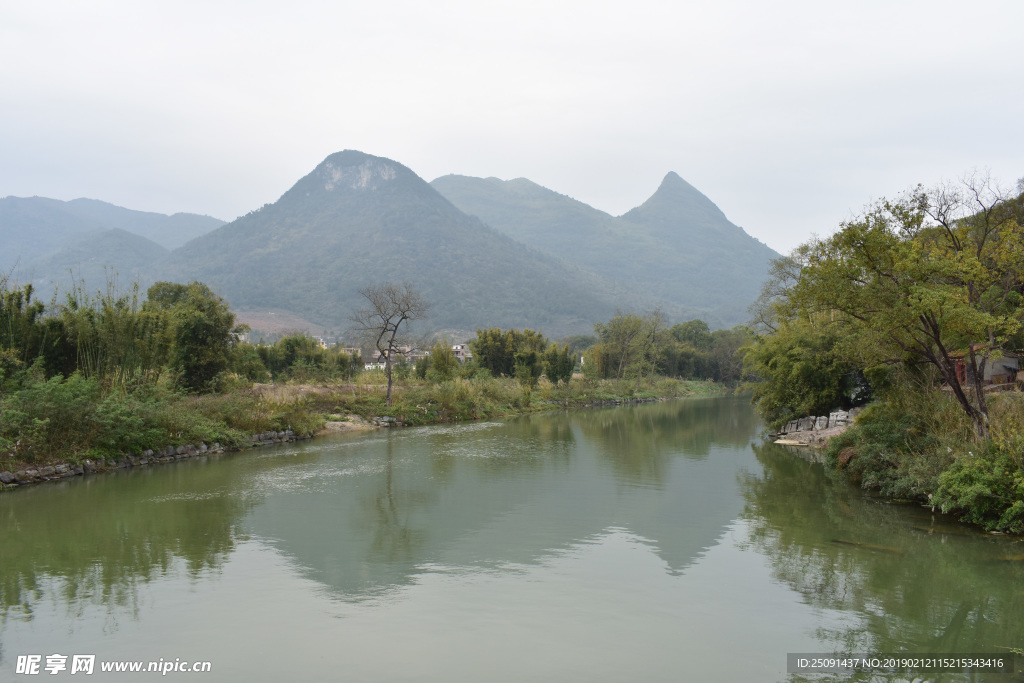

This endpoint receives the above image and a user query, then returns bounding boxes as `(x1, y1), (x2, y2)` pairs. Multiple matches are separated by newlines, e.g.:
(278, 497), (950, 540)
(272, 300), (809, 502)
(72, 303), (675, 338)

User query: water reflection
(572, 395), (760, 485)
(0, 460), (252, 629)
(364, 437), (430, 566)
(14, 396), (1020, 681)
(741, 441), (1024, 679)
(247, 398), (759, 601)
(0, 396), (765, 631)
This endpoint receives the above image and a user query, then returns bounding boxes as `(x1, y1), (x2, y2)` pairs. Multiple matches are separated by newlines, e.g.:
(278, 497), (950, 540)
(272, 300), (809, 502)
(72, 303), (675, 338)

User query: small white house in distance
(452, 344), (472, 362)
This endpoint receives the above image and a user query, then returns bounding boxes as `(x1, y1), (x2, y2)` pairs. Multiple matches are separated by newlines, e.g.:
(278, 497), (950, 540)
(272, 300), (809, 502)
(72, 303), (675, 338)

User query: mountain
(0, 196), (223, 277)
(22, 228), (169, 295)
(0, 195), (222, 297)
(0, 197), (103, 271)
(3, 154), (776, 334)
(621, 172), (740, 238)
(58, 199), (225, 249)
(169, 151), (661, 337)
(431, 172), (779, 327)
(428, 175), (624, 258)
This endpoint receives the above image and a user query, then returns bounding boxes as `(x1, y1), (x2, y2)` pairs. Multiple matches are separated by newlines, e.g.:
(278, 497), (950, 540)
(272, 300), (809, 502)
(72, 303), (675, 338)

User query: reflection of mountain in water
(741, 442), (1024, 661)
(0, 397), (763, 628)
(244, 396), (762, 601)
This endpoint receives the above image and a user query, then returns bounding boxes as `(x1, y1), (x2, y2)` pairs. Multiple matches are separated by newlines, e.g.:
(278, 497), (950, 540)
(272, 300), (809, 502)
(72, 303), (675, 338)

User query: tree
(592, 311), (665, 383)
(743, 321), (859, 429)
(543, 343), (575, 384)
(427, 339), (458, 382)
(514, 349), (543, 389)
(146, 281), (240, 393)
(784, 177), (1024, 436)
(469, 328), (547, 377)
(708, 326), (754, 383)
(0, 281), (46, 379)
(670, 319), (713, 351)
(349, 282), (429, 407)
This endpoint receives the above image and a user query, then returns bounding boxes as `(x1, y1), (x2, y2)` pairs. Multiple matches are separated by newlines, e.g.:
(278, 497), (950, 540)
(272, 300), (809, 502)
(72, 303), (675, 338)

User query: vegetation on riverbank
(279, 373), (720, 427)
(0, 276), (726, 478)
(744, 177), (1024, 532)
(1, 368), (719, 476)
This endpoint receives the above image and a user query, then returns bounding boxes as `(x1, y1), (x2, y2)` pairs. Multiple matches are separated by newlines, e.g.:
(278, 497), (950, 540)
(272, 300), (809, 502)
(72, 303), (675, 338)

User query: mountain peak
(651, 171), (711, 203)
(273, 151), (435, 210)
(315, 150), (402, 193)
(620, 172), (730, 229)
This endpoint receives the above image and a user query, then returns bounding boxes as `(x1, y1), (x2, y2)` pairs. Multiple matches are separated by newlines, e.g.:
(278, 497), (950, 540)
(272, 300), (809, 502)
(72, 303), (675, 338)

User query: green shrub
(932, 394), (1024, 532)
(824, 394), (963, 499)
(935, 444), (1024, 532)
(0, 372), (102, 461)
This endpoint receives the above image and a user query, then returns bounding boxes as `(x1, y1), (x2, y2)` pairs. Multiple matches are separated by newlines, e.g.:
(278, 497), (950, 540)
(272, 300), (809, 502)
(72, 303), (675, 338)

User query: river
(1, 396), (1021, 681)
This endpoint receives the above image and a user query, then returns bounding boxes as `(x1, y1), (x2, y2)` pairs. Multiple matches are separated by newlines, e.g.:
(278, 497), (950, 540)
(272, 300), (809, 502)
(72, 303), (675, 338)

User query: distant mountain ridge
(431, 171), (779, 327)
(27, 228), (169, 294)
(166, 151), (666, 337)
(2, 151), (777, 335)
(56, 198), (225, 250)
(0, 195), (224, 292)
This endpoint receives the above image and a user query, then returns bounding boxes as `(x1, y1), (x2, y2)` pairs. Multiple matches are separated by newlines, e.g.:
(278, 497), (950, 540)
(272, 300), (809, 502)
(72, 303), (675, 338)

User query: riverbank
(1, 375), (726, 490)
(813, 392), (1024, 535)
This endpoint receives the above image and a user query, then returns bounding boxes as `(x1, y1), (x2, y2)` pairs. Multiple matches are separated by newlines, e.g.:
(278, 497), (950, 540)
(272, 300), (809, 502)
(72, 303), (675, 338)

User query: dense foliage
(0, 278), (320, 464)
(470, 328), (548, 378)
(743, 321), (863, 429)
(746, 177), (1024, 531)
(241, 334), (360, 382)
(583, 313), (751, 385)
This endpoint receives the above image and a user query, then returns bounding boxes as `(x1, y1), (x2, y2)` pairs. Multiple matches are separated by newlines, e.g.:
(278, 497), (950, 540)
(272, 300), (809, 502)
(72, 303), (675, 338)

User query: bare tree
(349, 282), (429, 407)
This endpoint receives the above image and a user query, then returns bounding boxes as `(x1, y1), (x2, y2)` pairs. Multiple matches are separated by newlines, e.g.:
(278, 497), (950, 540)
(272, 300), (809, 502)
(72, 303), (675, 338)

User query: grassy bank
(1, 371), (722, 476)
(823, 387), (1024, 534)
(301, 372), (721, 426)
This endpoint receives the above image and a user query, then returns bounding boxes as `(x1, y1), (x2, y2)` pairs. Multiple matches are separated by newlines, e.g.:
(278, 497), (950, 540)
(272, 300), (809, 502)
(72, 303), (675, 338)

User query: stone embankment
(774, 407), (863, 447)
(0, 429), (310, 489)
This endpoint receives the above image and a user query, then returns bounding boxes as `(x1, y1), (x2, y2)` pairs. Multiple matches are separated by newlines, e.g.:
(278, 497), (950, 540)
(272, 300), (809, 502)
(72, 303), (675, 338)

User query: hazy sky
(2, 0), (1021, 254)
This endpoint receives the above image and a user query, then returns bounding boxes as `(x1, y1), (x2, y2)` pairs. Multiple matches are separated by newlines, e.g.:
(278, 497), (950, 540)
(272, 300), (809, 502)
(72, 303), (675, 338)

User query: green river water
(1, 396), (1021, 681)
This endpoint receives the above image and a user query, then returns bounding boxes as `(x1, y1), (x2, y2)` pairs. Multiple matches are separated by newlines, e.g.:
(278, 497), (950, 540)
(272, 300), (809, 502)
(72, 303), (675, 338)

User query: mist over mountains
(1, 151), (779, 337)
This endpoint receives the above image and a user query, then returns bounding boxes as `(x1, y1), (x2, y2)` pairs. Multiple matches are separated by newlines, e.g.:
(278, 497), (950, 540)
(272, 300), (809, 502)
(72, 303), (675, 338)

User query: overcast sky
(2, 0), (1021, 254)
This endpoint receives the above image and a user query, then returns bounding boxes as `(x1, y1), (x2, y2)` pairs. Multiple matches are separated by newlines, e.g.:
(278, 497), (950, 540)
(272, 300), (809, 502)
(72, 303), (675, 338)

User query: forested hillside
(431, 171), (779, 327)
(169, 151), (663, 337)
(4, 152), (775, 335)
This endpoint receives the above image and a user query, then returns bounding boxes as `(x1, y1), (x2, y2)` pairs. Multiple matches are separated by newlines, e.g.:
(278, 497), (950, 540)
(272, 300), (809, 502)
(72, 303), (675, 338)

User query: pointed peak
(653, 171), (702, 198)
(620, 172), (731, 230)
